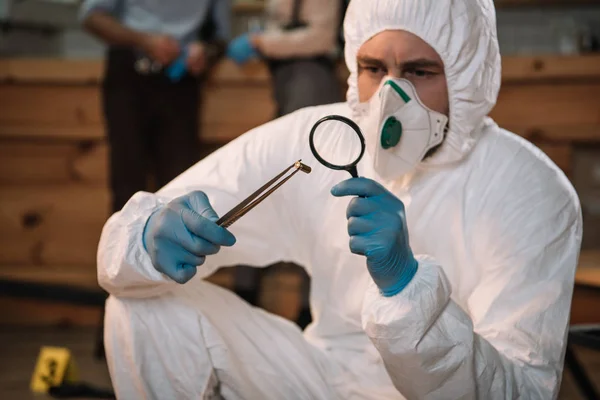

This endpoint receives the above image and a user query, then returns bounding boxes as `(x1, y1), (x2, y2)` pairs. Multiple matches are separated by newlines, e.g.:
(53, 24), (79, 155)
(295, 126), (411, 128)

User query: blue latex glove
(331, 178), (418, 297)
(143, 191), (236, 284)
(165, 47), (188, 82)
(226, 33), (258, 65)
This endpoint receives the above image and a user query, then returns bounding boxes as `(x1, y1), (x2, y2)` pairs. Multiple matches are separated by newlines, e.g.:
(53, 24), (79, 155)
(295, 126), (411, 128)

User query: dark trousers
(96, 48), (202, 358)
(269, 57), (343, 117)
(102, 47), (201, 212)
(234, 57), (343, 329)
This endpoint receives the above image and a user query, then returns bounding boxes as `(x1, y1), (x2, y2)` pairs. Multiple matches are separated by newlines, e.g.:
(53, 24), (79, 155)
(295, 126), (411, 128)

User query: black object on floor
(48, 383), (115, 399)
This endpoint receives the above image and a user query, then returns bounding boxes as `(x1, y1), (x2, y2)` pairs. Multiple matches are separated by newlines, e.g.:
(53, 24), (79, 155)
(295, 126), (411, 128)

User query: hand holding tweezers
(216, 160), (311, 228)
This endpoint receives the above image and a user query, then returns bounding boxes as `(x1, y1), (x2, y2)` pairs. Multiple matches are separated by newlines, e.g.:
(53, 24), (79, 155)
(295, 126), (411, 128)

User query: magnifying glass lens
(311, 119), (363, 168)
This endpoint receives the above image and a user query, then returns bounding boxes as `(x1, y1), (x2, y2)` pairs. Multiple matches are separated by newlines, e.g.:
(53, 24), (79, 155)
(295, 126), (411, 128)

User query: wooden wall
(0, 55), (599, 326)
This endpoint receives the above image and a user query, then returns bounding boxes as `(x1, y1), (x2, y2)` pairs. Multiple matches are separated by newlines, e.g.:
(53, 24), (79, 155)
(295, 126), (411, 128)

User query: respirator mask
(356, 78), (449, 180)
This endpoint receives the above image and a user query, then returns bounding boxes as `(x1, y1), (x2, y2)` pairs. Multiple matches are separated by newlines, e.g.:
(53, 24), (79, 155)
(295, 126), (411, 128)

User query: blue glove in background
(143, 191), (236, 284)
(331, 178), (418, 297)
(165, 47), (188, 82)
(226, 33), (258, 65)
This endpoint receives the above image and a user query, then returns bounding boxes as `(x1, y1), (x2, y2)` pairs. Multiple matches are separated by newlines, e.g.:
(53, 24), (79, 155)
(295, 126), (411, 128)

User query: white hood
(343, 0), (501, 166)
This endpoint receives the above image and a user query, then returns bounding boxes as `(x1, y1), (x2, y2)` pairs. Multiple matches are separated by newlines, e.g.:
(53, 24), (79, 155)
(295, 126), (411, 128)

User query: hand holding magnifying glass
(309, 114), (418, 297)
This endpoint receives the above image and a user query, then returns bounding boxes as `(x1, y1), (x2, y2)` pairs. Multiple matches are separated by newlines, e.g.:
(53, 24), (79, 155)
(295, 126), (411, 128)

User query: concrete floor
(0, 327), (112, 400)
(0, 326), (598, 399)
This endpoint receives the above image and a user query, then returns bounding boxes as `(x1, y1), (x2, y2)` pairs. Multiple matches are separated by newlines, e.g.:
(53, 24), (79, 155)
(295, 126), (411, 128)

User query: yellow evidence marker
(30, 346), (79, 393)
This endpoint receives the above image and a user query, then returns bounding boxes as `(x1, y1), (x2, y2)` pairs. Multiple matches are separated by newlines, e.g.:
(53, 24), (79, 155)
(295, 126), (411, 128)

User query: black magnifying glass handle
(347, 165), (359, 178)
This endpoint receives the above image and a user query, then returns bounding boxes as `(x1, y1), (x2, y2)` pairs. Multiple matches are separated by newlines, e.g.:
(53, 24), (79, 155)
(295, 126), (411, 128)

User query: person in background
(228, 0), (344, 116)
(80, 0), (231, 213)
(226, 0), (345, 328)
(79, 0), (231, 358)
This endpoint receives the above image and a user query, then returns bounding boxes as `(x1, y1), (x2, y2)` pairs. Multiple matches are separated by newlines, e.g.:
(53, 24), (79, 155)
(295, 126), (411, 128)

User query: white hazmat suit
(98, 0), (583, 398)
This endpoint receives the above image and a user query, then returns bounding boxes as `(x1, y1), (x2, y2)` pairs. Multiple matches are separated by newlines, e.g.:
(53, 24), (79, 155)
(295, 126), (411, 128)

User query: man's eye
(405, 69), (435, 78)
(359, 64), (385, 75)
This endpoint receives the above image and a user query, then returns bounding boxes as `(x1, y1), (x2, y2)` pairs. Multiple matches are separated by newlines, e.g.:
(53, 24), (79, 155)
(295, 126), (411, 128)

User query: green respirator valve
(381, 116), (403, 149)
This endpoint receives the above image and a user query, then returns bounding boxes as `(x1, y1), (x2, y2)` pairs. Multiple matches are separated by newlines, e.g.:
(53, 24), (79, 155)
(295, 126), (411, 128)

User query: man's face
(356, 30), (449, 116)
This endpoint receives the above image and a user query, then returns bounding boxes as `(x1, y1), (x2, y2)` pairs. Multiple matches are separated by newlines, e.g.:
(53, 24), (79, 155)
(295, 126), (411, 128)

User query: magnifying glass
(309, 115), (366, 178)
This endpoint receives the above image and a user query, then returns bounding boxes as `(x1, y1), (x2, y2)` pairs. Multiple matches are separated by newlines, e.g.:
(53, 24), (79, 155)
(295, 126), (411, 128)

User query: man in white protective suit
(97, 0), (583, 398)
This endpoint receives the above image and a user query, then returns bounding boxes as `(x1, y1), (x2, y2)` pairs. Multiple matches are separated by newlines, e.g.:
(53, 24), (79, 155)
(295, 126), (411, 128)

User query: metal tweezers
(216, 160), (312, 228)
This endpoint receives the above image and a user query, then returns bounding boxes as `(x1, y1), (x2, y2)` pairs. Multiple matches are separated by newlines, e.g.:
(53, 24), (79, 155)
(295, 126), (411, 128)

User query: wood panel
(3, 79), (598, 145)
(205, 268), (235, 290)
(72, 142), (109, 184)
(1, 65), (598, 146)
(490, 83), (600, 140)
(201, 123), (259, 143)
(0, 265), (233, 292)
(505, 125), (600, 142)
(575, 250), (600, 285)
(259, 269), (303, 321)
(3, 56), (599, 86)
(0, 125), (105, 141)
(570, 251), (600, 324)
(0, 140), (108, 185)
(533, 142), (573, 174)
(502, 55), (600, 82)
(0, 231), (104, 266)
(0, 265), (99, 290)
(201, 84), (275, 126)
(209, 60), (271, 84)
(0, 59), (103, 84)
(571, 286), (600, 324)
(0, 85), (102, 127)
(0, 57), (9, 78)
(0, 186), (110, 231)
(0, 141), (72, 184)
(232, 1), (265, 13)
(0, 186), (109, 265)
(0, 297), (102, 326)
(200, 84), (275, 142)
